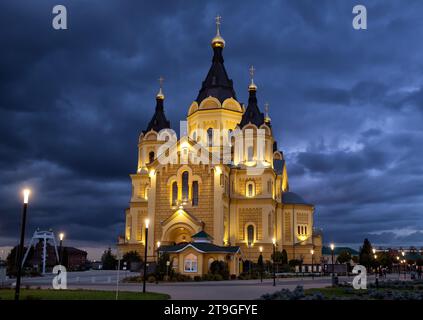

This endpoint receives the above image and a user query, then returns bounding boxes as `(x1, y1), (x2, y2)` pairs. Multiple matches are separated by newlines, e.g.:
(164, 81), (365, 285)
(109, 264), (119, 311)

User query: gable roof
(159, 242), (240, 254)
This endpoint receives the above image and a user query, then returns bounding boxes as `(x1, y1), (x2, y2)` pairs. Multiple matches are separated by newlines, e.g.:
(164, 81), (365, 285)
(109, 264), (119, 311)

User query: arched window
(126, 215), (132, 241)
(171, 182), (178, 206)
(247, 225), (254, 246)
(207, 128), (213, 147)
(149, 151), (155, 164)
(228, 129), (233, 146)
(247, 146), (254, 161)
(182, 171), (189, 201)
(246, 181), (255, 197)
(192, 130), (197, 141)
(267, 180), (272, 193)
(192, 181), (199, 206)
(184, 253), (198, 272)
(297, 225), (301, 235)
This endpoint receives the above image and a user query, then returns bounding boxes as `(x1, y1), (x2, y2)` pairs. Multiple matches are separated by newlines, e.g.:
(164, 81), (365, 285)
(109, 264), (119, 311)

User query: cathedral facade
(118, 18), (322, 276)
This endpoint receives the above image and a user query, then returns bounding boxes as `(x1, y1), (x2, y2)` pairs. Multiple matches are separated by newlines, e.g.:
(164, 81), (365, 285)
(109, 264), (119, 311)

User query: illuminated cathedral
(118, 17), (322, 276)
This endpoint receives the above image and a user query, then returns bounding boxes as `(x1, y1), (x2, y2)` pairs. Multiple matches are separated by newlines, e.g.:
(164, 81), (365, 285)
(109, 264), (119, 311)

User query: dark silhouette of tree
(281, 249), (288, 265)
(337, 250), (352, 264)
(210, 260), (229, 279)
(359, 238), (373, 270)
(6, 245), (34, 277)
(101, 247), (117, 270)
(122, 250), (142, 269)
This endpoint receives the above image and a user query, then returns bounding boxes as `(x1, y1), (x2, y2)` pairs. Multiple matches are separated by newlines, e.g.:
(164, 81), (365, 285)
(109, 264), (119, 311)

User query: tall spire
(264, 102), (271, 123)
(248, 65), (257, 91)
(144, 77), (171, 133)
(196, 15), (236, 104)
(240, 66), (265, 128)
(156, 76), (165, 100)
(211, 14), (225, 48)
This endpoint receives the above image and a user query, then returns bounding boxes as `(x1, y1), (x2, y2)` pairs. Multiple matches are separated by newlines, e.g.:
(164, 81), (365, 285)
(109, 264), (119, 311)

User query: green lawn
(0, 289), (170, 300)
(305, 287), (368, 298)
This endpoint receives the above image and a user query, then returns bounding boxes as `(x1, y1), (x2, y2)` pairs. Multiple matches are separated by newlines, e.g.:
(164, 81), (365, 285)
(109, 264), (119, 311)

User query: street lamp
(272, 238), (276, 287)
(143, 218), (150, 293)
(166, 260), (170, 280)
(59, 232), (64, 265)
(330, 243), (335, 277)
(401, 250), (407, 279)
(259, 246), (263, 283)
(15, 188), (30, 301)
(310, 249), (315, 280)
(156, 241), (161, 262)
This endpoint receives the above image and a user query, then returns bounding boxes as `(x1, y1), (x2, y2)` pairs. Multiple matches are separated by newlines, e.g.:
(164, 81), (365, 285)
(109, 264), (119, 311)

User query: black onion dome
(143, 97), (170, 134)
(196, 46), (237, 104)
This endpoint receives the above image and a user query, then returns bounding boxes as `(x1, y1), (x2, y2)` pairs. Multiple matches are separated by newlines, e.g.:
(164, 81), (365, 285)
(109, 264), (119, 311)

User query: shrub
(194, 276), (202, 282)
(147, 275), (156, 283)
(260, 286), (305, 300)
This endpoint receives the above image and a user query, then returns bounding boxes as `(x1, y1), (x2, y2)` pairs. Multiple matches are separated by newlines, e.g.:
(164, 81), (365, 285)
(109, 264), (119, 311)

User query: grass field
(0, 289), (170, 300)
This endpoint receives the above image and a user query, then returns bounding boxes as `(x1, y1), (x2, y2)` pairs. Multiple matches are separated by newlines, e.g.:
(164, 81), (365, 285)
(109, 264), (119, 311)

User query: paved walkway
(7, 271), (405, 300)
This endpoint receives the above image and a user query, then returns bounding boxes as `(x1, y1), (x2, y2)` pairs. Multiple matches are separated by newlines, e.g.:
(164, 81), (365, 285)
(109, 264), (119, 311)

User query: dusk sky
(1, 0), (422, 259)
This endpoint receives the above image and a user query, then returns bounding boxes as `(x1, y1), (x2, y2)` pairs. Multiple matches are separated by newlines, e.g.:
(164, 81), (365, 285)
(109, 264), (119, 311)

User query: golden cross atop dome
(264, 102), (271, 123)
(211, 14), (225, 48)
(249, 65), (257, 91)
(156, 76), (165, 100)
(216, 15), (222, 29)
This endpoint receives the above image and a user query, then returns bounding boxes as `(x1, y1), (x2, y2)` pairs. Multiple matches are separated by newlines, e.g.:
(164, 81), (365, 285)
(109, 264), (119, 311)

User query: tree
(101, 247), (117, 270)
(271, 251), (283, 263)
(288, 259), (302, 267)
(210, 260), (229, 280)
(122, 251), (142, 269)
(337, 250), (352, 264)
(6, 245), (34, 277)
(359, 238), (373, 270)
(281, 249), (288, 265)
(257, 254), (264, 280)
(156, 252), (170, 280)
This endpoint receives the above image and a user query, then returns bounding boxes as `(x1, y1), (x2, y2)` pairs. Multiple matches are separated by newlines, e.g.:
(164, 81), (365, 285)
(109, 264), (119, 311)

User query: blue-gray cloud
(0, 0), (422, 253)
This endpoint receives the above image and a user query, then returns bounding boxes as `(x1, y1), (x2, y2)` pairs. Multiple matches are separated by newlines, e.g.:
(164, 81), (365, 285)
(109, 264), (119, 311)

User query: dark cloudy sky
(1, 0), (422, 259)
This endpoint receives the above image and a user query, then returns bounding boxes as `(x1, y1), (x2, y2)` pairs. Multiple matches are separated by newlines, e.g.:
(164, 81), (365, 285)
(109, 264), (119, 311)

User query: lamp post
(166, 260), (170, 280)
(259, 246), (263, 283)
(15, 189), (30, 301)
(157, 241), (161, 262)
(401, 250), (406, 279)
(330, 243), (335, 286)
(272, 238), (276, 287)
(59, 232), (64, 265)
(310, 249), (315, 280)
(396, 256), (400, 278)
(142, 219), (149, 293)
